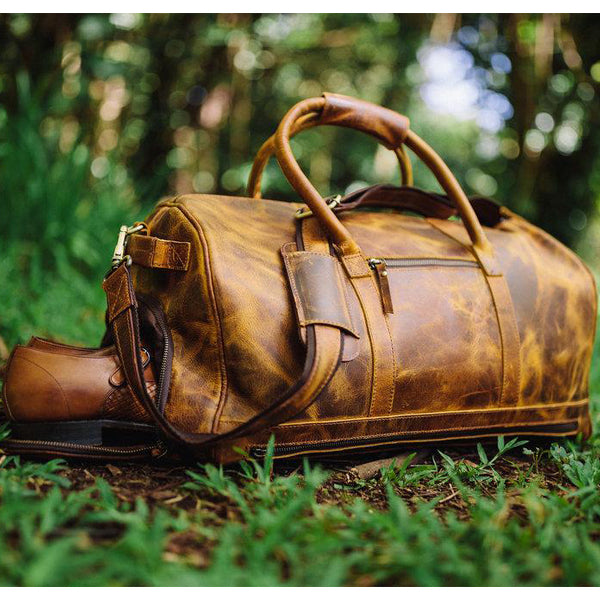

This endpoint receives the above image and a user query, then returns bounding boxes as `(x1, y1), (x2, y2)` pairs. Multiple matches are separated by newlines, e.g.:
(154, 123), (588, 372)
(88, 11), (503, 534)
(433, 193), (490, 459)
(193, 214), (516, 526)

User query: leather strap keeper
(102, 263), (137, 322)
(128, 234), (191, 271)
(281, 243), (359, 339)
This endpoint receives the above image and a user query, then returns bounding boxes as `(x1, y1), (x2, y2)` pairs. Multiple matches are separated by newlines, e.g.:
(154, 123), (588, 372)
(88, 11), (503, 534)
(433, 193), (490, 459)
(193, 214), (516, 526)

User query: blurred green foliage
(1, 13), (600, 346)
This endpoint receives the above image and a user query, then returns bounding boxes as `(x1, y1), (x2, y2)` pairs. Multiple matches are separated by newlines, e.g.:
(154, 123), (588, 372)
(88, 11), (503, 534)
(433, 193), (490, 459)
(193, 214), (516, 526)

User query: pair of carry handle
(247, 93), (493, 262)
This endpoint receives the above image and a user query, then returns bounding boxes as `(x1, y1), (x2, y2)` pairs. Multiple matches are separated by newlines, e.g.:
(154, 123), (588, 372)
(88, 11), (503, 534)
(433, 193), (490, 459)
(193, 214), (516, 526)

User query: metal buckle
(295, 195), (342, 220)
(110, 223), (146, 268)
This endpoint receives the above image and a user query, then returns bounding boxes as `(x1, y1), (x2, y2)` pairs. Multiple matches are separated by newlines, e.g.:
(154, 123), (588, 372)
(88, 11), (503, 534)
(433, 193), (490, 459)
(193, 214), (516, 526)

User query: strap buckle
(295, 195), (341, 220)
(110, 223), (146, 268)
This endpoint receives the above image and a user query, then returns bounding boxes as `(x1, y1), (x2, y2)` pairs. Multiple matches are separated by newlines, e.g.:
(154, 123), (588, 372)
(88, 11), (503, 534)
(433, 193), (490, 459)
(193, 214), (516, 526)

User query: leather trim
(346, 262), (397, 416)
(427, 218), (522, 406)
(485, 274), (522, 405)
(297, 216), (396, 416)
(103, 263), (137, 323)
(128, 233), (191, 271)
(281, 244), (359, 338)
(251, 399), (589, 451)
(300, 217), (360, 362)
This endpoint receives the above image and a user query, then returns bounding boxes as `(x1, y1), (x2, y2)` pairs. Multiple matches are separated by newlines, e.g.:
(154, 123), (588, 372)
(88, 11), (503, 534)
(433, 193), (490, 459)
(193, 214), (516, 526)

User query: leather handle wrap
(274, 93), (494, 260)
(320, 92), (409, 149)
(247, 112), (413, 199)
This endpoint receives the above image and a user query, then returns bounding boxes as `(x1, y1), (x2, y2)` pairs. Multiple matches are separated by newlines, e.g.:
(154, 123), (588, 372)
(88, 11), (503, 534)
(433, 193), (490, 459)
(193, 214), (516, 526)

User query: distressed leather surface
(129, 189), (596, 459)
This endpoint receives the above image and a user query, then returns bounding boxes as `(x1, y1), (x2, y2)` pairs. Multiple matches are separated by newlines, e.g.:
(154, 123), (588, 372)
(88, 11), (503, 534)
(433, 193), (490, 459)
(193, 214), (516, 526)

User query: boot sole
(9, 419), (158, 447)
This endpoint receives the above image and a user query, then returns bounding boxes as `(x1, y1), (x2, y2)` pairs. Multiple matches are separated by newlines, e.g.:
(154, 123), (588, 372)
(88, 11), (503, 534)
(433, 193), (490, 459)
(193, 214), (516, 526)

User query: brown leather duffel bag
(2, 93), (596, 463)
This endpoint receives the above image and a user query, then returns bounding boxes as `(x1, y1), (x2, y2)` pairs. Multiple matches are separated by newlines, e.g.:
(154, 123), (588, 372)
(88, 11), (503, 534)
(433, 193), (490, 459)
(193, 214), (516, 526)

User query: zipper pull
(368, 259), (394, 314)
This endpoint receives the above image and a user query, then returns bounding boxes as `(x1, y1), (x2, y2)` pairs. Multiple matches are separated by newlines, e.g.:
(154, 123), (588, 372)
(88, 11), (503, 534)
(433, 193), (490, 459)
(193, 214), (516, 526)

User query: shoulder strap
(103, 260), (343, 452)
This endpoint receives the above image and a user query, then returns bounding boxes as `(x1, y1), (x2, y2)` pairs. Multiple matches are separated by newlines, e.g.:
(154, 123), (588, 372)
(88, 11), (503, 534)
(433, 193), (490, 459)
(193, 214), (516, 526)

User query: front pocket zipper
(367, 257), (480, 314)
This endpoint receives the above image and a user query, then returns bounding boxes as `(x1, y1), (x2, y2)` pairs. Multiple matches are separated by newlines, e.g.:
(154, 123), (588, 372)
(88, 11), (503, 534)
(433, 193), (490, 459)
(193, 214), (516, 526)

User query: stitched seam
(287, 250), (333, 259)
(283, 247), (359, 337)
(334, 260), (357, 335)
(338, 263), (361, 362)
(264, 428), (580, 456)
(484, 274), (521, 407)
(105, 273), (129, 321)
(282, 248), (306, 325)
(264, 419), (579, 450)
(374, 270), (397, 414)
(485, 275), (507, 404)
(379, 255), (477, 262)
(505, 281), (521, 398)
(300, 318), (358, 333)
(426, 218), (518, 405)
(277, 398), (589, 426)
(498, 277), (521, 402)
(339, 262), (357, 335)
(369, 277), (393, 414)
(269, 418), (581, 445)
(217, 399), (589, 425)
(174, 204), (228, 434)
(348, 276), (377, 415)
(366, 273), (396, 415)
(132, 237), (190, 270)
(342, 253), (372, 277)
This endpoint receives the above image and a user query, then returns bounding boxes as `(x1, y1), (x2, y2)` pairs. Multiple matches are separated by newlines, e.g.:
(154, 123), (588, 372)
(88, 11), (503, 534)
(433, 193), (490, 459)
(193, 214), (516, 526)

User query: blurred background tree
(1, 13), (599, 348)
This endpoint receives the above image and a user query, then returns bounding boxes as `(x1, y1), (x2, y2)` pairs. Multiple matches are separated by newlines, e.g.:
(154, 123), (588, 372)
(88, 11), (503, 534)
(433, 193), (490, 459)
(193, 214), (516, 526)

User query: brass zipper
(137, 294), (173, 414)
(2, 437), (166, 458)
(251, 421), (578, 459)
(367, 257), (479, 315)
(369, 257), (479, 269)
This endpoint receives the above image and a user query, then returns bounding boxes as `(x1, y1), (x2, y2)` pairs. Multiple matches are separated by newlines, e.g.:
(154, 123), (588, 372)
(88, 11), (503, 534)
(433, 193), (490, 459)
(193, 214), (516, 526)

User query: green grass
(1, 429), (600, 586)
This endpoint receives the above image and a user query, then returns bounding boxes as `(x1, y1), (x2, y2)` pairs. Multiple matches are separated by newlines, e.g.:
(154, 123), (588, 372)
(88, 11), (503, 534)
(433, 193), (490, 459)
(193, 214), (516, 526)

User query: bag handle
(247, 112), (413, 198)
(274, 93), (494, 261)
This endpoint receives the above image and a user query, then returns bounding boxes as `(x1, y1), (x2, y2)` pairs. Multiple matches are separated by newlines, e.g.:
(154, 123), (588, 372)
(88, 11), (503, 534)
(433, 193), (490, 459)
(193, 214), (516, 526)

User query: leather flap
(281, 243), (359, 339)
